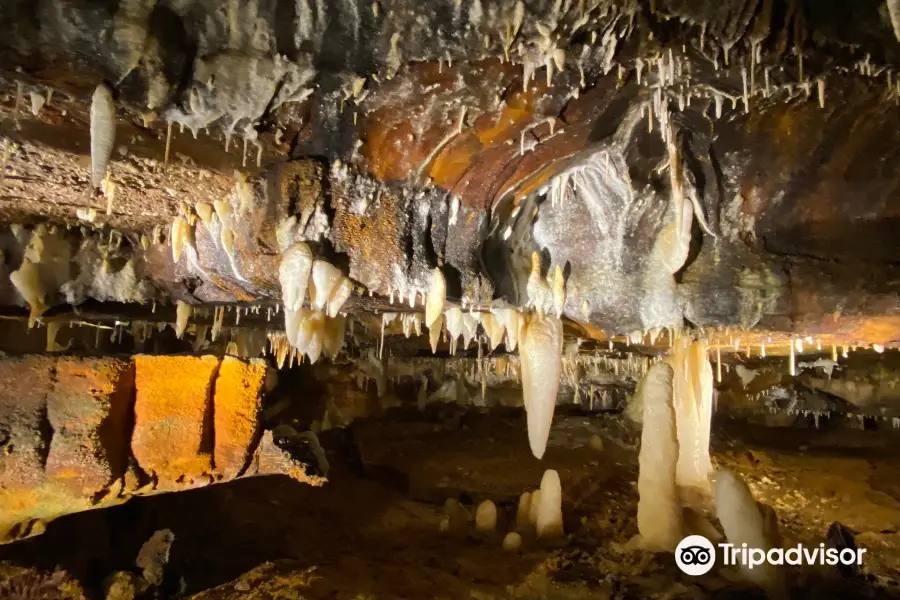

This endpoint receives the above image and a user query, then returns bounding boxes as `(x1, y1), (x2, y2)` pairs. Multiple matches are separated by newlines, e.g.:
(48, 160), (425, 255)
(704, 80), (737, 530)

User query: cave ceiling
(0, 0), (898, 351)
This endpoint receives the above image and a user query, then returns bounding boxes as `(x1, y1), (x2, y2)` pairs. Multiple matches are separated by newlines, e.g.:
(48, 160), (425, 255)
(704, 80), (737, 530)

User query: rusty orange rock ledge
(0, 354), (323, 545)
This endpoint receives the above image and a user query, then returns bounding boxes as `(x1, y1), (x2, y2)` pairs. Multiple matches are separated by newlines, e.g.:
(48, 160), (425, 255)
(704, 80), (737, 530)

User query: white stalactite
(520, 313), (563, 459)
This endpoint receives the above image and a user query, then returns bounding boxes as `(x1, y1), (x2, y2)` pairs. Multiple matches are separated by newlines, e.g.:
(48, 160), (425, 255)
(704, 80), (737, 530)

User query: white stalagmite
(310, 260), (342, 311)
(667, 338), (714, 493)
(519, 313), (563, 459)
(535, 469), (564, 538)
(516, 491), (532, 529)
(279, 242), (313, 311)
(502, 532), (522, 551)
(425, 267), (446, 327)
(90, 83), (116, 188)
(175, 301), (192, 339)
(475, 499), (498, 533)
(527, 489), (542, 526)
(636, 362), (682, 551)
(715, 469), (787, 598)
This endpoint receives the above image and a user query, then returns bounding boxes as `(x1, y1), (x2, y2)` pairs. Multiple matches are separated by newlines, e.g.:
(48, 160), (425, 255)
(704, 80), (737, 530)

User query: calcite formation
(636, 362), (682, 551)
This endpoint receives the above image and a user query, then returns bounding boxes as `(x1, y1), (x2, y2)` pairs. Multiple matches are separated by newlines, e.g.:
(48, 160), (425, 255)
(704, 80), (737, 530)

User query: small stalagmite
(715, 469), (787, 598)
(636, 362), (682, 551)
(535, 469), (564, 539)
(502, 532), (522, 552)
(475, 499), (498, 533)
(515, 491), (532, 529)
(519, 313), (563, 459)
(440, 498), (470, 537)
(527, 489), (542, 527)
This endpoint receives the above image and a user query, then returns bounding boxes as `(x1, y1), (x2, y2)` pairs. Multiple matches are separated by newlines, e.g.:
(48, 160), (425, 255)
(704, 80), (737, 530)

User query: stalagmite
(440, 499), (470, 536)
(425, 267), (446, 327)
(716, 469), (787, 598)
(527, 489), (542, 526)
(310, 260), (342, 311)
(535, 469), (563, 539)
(279, 242), (313, 311)
(519, 313), (563, 459)
(90, 84), (116, 188)
(502, 532), (522, 551)
(516, 492), (532, 529)
(475, 500), (498, 533)
(175, 301), (192, 339)
(636, 362), (682, 551)
(667, 339), (714, 493)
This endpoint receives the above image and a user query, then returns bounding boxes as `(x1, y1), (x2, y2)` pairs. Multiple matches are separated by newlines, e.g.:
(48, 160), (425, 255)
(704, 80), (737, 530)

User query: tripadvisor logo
(676, 535), (716, 576)
(675, 535), (867, 576)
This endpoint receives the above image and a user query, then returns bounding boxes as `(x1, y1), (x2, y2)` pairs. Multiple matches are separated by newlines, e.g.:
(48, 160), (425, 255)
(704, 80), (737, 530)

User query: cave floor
(4, 408), (900, 599)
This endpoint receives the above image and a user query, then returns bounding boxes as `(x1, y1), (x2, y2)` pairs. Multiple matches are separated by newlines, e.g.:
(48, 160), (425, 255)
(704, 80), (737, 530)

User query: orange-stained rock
(0, 356), (136, 543)
(132, 355), (219, 489)
(213, 357), (267, 479)
(0, 356), (57, 494)
(45, 358), (134, 496)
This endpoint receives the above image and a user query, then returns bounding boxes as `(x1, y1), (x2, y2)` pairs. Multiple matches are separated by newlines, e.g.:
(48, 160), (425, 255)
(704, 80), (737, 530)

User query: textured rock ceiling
(0, 0), (898, 348)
